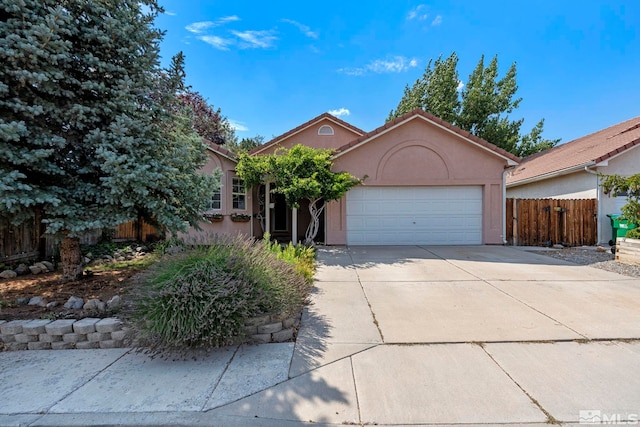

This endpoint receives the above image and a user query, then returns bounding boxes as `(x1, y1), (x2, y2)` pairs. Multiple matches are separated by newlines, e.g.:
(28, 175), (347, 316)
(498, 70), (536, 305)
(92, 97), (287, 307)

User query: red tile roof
(507, 116), (640, 186)
(204, 139), (237, 162)
(250, 112), (365, 155)
(334, 108), (521, 164)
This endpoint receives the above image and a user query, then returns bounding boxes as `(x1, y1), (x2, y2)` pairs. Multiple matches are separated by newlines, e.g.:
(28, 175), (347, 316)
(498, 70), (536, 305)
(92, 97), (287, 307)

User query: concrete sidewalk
(1, 246), (640, 426)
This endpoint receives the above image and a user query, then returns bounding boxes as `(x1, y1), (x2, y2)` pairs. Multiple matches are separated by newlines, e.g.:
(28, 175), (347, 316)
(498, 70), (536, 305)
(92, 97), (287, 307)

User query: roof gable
(333, 109), (520, 165)
(205, 140), (237, 163)
(250, 112), (364, 155)
(507, 116), (640, 186)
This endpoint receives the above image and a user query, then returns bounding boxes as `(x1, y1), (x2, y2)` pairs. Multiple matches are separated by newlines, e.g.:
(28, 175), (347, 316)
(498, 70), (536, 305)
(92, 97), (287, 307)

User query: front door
(270, 193), (290, 239)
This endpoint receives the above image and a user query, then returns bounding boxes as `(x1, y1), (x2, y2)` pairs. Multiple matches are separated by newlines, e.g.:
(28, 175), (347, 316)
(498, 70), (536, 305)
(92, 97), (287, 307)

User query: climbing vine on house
(236, 145), (361, 244)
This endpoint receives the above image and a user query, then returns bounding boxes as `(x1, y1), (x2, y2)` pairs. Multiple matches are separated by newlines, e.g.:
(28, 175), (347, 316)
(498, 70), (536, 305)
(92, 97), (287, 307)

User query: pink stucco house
(185, 109), (520, 245)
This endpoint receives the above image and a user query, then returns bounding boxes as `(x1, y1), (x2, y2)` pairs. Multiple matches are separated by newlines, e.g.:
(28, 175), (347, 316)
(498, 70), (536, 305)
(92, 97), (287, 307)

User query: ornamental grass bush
(136, 234), (313, 353)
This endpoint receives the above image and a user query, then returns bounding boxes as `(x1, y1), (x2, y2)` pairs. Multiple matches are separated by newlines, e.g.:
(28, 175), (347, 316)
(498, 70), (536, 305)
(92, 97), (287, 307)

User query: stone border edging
(0, 312), (302, 351)
(0, 318), (127, 351)
(244, 312), (302, 344)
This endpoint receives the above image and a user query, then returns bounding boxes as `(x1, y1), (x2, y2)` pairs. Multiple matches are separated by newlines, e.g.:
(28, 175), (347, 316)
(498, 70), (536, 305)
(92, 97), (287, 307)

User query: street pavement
(1, 245), (639, 426)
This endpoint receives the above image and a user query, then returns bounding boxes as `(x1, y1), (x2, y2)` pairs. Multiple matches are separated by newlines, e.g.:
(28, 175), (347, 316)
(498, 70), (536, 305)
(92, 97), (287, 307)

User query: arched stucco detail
(376, 140), (451, 182)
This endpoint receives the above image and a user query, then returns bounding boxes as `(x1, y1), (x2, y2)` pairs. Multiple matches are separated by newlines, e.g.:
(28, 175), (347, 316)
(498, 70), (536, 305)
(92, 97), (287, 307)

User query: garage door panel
(346, 186), (483, 245)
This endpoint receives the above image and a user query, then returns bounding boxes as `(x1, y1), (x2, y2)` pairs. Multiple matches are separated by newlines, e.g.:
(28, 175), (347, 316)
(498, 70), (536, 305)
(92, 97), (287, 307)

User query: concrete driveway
(2, 245), (639, 426)
(278, 245), (640, 425)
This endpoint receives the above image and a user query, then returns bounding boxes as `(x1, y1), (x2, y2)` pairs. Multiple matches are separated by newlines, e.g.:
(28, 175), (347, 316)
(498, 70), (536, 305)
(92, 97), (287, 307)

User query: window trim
(209, 189), (222, 210)
(232, 177), (246, 210)
(318, 125), (334, 136)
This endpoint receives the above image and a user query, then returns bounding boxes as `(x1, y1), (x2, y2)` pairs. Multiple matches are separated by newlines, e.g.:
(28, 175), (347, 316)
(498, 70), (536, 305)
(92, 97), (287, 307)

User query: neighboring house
(506, 116), (640, 245)
(186, 109), (519, 245)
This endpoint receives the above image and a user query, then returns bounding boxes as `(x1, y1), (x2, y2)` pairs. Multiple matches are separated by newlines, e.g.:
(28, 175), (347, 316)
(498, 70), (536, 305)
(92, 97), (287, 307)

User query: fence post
(513, 198), (518, 246)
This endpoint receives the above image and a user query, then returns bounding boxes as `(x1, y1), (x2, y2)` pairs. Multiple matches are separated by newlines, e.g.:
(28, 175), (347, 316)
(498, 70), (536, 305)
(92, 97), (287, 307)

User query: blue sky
(155, 1), (639, 145)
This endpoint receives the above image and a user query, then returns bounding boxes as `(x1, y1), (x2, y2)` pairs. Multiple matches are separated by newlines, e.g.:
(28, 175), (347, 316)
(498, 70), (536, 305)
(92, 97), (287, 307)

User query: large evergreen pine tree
(0, 0), (216, 280)
(388, 53), (559, 157)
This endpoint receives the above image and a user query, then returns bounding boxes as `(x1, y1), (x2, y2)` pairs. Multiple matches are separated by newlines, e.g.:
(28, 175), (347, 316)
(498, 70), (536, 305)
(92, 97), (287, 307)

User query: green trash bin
(608, 214), (637, 245)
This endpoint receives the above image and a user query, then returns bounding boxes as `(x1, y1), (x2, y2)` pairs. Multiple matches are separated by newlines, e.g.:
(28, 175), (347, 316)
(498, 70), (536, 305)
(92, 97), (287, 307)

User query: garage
(346, 186), (483, 245)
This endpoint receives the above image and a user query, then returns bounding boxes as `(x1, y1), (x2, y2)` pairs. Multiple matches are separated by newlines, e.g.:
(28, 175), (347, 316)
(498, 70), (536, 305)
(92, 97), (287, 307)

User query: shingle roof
(205, 139), (237, 162)
(334, 108), (521, 164)
(249, 112), (365, 155)
(507, 116), (640, 186)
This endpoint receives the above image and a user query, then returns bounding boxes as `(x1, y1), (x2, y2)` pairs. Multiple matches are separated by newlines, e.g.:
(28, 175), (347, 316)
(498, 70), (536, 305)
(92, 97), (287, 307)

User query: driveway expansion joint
(479, 345), (560, 425)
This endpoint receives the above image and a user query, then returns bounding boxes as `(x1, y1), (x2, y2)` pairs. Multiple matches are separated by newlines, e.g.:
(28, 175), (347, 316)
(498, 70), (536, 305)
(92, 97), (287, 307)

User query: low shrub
(626, 228), (640, 239)
(263, 235), (315, 282)
(136, 234), (313, 353)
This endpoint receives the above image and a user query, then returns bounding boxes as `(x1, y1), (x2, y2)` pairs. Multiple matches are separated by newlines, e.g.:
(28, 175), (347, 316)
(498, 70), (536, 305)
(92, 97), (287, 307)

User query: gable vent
(318, 125), (334, 136)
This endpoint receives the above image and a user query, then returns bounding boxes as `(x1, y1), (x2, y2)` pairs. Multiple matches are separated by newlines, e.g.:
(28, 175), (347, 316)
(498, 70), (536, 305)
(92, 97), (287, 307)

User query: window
(209, 189), (221, 210)
(232, 177), (246, 210)
(318, 125), (334, 135)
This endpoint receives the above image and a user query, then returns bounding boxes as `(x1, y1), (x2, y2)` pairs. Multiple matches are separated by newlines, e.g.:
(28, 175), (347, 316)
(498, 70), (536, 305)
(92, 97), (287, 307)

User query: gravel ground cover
(531, 246), (640, 278)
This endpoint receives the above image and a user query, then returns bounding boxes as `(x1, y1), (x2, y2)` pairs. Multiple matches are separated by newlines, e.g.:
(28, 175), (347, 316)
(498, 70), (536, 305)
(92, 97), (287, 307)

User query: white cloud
(186, 16), (240, 34)
(336, 67), (365, 76)
(216, 15), (240, 25)
(228, 120), (248, 132)
(431, 15), (442, 26)
(232, 30), (278, 48)
(338, 56), (418, 76)
(186, 21), (214, 34)
(328, 108), (350, 117)
(368, 56), (419, 73)
(198, 35), (233, 50)
(407, 5), (428, 21)
(457, 80), (464, 92)
(164, 11), (177, 16)
(281, 18), (318, 39)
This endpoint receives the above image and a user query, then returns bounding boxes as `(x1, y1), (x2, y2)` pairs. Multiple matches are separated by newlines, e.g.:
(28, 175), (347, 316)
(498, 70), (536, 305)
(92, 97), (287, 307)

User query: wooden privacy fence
(0, 214), (42, 263)
(506, 198), (597, 247)
(113, 218), (161, 242)
(1, 215), (161, 264)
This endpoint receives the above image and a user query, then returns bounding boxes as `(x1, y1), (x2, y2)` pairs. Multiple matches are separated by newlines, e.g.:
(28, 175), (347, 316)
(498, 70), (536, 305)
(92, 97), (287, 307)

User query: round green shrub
(136, 234), (312, 353)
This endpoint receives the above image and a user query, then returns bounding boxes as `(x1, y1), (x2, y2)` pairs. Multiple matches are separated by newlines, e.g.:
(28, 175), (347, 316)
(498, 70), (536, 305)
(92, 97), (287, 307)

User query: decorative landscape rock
(83, 298), (106, 313)
(0, 270), (17, 279)
(40, 261), (54, 272)
(46, 301), (60, 309)
(15, 297), (30, 306)
(28, 297), (44, 306)
(64, 296), (85, 310)
(34, 262), (49, 272)
(107, 295), (122, 310)
(28, 265), (43, 275)
(14, 264), (29, 275)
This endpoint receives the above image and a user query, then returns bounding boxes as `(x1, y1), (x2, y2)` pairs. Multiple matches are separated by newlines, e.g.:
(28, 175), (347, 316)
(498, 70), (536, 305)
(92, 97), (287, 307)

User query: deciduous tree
(236, 145), (361, 244)
(176, 89), (235, 146)
(388, 53), (559, 157)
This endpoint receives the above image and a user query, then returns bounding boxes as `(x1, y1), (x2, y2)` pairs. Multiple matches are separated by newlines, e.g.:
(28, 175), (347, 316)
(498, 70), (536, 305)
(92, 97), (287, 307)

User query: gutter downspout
(584, 165), (601, 244)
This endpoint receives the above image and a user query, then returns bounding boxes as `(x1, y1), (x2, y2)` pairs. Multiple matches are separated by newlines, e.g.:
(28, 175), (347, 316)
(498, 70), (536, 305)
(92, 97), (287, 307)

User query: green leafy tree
(601, 174), (640, 239)
(388, 53), (460, 124)
(236, 145), (361, 244)
(388, 53), (559, 157)
(0, 0), (217, 280)
(227, 135), (265, 155)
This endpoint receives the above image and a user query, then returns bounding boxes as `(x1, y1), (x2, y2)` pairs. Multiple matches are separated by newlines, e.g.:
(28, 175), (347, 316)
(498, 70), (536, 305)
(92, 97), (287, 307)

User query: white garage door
(346, 186), (483, 245)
